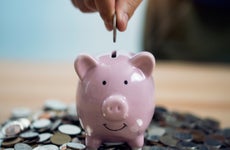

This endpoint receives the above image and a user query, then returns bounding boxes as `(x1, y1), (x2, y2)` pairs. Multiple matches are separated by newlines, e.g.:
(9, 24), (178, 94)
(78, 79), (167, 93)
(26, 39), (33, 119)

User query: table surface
(0, 61), (230, 128)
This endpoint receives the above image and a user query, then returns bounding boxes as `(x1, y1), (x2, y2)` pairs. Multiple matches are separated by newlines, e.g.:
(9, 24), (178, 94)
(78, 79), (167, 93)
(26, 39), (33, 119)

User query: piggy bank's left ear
(129, 52), (155, 77)
(74, 54), (98, 81)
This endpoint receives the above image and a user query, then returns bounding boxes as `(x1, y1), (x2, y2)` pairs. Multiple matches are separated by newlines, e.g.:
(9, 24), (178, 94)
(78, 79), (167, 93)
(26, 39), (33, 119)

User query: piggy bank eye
(102, 80), (107, 85)
(124, 80), (128, 85)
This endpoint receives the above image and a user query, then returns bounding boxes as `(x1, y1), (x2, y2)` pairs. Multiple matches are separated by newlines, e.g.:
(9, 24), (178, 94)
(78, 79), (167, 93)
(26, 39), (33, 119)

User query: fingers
(94, 0), (115, 31)
(116, 0), (142, 31)
(94, 0), (142, 31)
(71, 0), (96, 12)
(72, 0), (142, 31)
(84, 0), (97, 12)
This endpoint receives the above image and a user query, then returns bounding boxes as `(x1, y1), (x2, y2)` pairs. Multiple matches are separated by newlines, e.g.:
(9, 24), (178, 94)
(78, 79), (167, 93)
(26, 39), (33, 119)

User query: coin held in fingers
(113, 13), (117, 43)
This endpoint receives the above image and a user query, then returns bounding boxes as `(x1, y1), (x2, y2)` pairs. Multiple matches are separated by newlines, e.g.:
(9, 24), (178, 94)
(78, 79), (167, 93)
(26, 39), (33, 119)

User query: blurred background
(0, 0), (147, 61)
(1, 0), (230, 62)
(144, 0), (230, 62)
(0, 0), (230, 127)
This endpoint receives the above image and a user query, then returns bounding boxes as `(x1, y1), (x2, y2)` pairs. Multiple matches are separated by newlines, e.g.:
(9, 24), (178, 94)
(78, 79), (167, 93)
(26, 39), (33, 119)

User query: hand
(71, 0), (142, 31)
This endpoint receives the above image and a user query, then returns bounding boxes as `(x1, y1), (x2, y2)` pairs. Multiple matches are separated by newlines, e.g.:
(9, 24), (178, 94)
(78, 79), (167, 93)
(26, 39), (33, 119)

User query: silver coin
(67, 104), (77, 117)
(196, 145), (208, 150)
(146, 135), (160, 143)
(11, 107), (31, 118)
(0, 139), (3, 147)
(176, 141), (197, 150)
(20, 131), (39, 139)
(32, 119), (51, 129)
(59, 143), (67, 150)
(160, 134), (178, 147)
(113, 13), (117, 43)
(151, 146), (167, 150)
(44, 99), (67, 111)
(71, 137), (82, 143)
(50, 119), (62, 131)
(67, 142), (86, 149)
(18, 118), (31, 129)
(204, 137), (222, 149)
(38, 133), (52, 143)
(222, 128), (230, 138)
(58, 124), (81, 135)
(173, 131), (193, 142)
(0, 132), (4, 139)
(33, 144), (58, 150)
(148, 125), (166, 137)
(14, 143), (32, 150)
(2, 121), (23, 136)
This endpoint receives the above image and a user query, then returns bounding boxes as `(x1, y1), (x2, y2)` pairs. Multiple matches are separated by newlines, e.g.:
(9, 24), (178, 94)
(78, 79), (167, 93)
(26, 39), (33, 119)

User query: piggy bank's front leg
(127, 135), (144, 150)
(85, 136), (102, 150)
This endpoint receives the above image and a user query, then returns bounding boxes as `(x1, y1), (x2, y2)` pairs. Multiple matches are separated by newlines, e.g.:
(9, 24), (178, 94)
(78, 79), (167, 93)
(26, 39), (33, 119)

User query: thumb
(116, 0), (142, 31)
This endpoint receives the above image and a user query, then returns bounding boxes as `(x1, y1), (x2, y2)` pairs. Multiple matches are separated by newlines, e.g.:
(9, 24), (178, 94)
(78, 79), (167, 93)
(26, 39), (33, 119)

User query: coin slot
(102, 80), (107, 85)
(111, 51), (117, 58)
(124, 80), (128, 85)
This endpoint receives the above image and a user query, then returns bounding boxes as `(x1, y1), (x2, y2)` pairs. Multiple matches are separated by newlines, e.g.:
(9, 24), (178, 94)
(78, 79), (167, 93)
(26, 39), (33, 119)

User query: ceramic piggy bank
(74, 51), (155, 149)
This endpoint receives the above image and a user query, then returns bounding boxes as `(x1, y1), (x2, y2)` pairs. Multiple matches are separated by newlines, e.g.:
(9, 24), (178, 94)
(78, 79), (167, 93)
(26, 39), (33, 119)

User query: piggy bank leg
(128, 135), (144, 150)
(85, 136), (101, 150)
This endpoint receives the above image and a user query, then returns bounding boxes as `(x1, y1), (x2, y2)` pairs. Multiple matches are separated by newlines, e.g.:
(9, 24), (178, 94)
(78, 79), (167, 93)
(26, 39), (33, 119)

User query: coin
(222, 128), (230, 138)
(38, 133), (52, 143)
(67, 104), (77, 117)
(190, 129), (205, 143)
(33, 144), (59, 150)
(2, 121), (23, 137)
(32, 118), (51, 129)
(14, 143), (32, 150)
(148, 125), (166, 137)
(11, 107), (31, 119)
(146, 135), (160, 145)
(176, 141), (197, 150)
(50, 132), (71, 146)
(113, 13), (117, 43)
(196, 145), (208, 150)
(150, 146), (167, 150)
(44, 99), (67, 111)
(204, 137), (222, 149)
(67, 142), (86, 149)
(1, 137), (22, 148)
(19, 131), (39, 139)
(58, 124), (81, 135)
(3, 124), (21, 137)
(50, 119), (62, 131)
(18, 118), (31, 129)
(160, 134), (178, 147)
(173, 131), (193, 142)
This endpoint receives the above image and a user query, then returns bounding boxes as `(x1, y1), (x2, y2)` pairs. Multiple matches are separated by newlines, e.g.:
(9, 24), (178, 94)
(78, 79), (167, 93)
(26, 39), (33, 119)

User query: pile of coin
(0, 100), (85, 150)
(0, 100), (229, 150)
(144, 107), (230, 150)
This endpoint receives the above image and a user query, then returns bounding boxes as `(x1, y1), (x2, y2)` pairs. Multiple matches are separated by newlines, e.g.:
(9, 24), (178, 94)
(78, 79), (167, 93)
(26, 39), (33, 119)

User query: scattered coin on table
(0, 100), (229, 149)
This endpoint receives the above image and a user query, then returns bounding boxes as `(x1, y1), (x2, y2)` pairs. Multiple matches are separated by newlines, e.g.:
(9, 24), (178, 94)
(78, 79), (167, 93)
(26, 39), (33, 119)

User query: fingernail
(119, 13), (129, 31)
(105, 22), (113, 31)
(122, 13), (129, 24)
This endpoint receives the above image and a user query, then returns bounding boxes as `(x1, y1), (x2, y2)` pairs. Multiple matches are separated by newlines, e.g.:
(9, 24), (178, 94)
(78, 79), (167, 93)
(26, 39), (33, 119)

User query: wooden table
(0, 61), (230, 128)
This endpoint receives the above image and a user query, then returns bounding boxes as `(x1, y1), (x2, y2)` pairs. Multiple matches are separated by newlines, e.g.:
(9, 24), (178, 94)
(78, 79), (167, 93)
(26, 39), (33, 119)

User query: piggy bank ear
(74, 54), (98, 80)
(129, 52), (155, 77)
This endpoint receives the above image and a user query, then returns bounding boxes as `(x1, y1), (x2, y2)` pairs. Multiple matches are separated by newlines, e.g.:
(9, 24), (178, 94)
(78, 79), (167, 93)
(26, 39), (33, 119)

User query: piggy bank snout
(102, 95), (128, 121)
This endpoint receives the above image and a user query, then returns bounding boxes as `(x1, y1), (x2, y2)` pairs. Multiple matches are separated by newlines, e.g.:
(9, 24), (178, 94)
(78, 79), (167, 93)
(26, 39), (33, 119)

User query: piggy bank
(74, 51), (155, 149)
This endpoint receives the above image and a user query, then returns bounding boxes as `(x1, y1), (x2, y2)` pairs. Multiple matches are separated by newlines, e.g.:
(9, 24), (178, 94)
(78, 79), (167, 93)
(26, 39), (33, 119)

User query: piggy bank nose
(102, 95), (128, 121)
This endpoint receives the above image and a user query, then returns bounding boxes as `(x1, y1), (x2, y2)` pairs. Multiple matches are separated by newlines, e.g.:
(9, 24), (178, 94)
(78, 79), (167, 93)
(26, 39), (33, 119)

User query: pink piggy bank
(74, 51), (155, 149)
